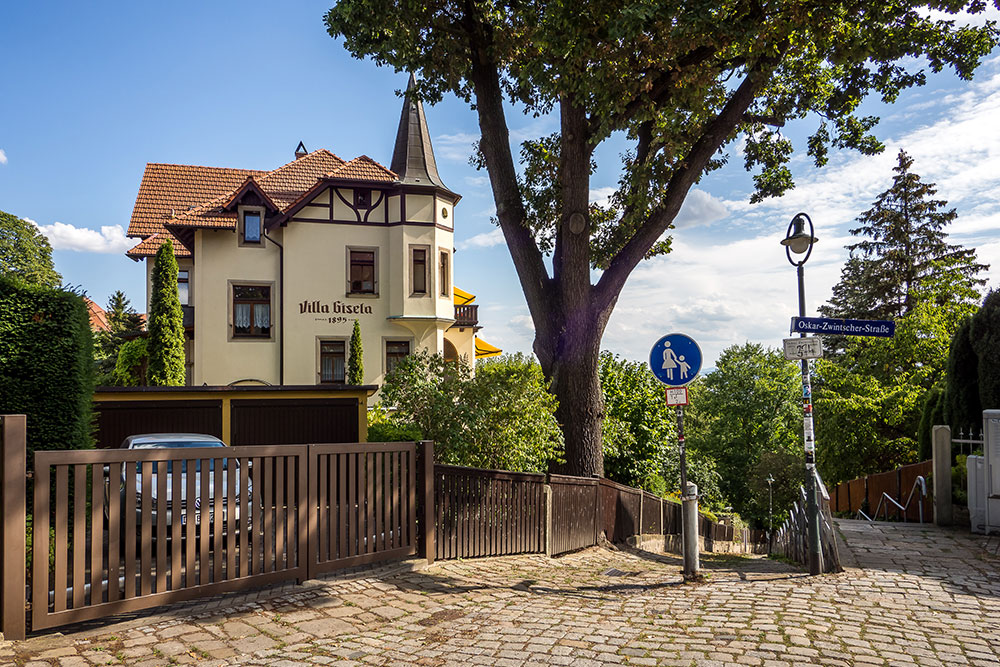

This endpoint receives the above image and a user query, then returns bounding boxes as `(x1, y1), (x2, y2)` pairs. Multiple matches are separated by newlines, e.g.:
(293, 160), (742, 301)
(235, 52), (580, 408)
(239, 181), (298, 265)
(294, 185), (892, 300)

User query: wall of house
(180, 186), (460, 391)
(192, 227), (281, 385)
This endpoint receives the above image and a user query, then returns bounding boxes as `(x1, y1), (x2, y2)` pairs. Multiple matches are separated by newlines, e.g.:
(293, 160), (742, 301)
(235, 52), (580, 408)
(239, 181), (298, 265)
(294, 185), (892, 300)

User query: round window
(441, 207), (449, 219)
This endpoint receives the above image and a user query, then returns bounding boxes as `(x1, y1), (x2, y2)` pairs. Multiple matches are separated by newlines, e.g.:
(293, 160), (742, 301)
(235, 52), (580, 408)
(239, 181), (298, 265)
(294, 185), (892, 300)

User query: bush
(368, 421), (423, 442)
(378, 351), (563, 473)
(0, 276), (94, 455)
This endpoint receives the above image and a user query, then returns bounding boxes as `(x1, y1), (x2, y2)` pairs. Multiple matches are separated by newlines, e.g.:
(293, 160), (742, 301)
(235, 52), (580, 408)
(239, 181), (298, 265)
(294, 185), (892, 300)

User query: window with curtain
(319, 340), (346, 383)
(242, 211), (262, 244)
(233, 285), (270, 337)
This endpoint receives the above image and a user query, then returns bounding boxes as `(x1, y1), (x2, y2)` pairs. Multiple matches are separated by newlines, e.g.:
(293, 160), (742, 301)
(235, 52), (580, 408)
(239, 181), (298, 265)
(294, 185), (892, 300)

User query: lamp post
(780, 212), (823, 575)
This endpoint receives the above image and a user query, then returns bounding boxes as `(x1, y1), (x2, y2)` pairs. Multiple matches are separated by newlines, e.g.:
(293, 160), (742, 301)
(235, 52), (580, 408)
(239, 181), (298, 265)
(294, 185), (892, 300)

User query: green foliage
(945, 317), (981, 429)
(146, 243), (185, 386)
(814, 301), (953, 483)
(94, 290), (145, 386)
(378, 351), (563, 472)
(917, 384), (945, 461)
(815, 151), (985, 482)
(348, 319), (364, 385)
(970, 290), (1000, 411)
(820, 151), (986, 324)
(0, 209), (62, 288)
(684, 344), (801, 525)
(113, 338), (148, 387)
(0, 275), (94, 455)
(599, 351), (721, 504)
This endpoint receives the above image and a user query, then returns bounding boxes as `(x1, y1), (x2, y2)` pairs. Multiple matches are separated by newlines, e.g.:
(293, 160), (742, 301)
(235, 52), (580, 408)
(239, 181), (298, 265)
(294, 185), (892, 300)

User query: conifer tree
(147, 242), (186, 386)
(348, 319), (364, 385)
(820, 150), (987, 324)
(96, 290), (145, 385)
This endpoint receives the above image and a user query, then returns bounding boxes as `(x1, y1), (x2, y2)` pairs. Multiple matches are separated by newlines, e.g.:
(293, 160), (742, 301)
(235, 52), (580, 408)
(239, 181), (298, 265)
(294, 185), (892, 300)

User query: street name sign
(783, 337), (823, 361)
(665, 387), (689, 406)
(791, 316), (895, 337)
(649, 333), (702, 387)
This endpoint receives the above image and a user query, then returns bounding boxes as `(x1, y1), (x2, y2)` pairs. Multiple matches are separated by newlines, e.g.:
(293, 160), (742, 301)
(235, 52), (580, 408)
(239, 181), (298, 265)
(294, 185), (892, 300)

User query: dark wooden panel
(433, 465), (545, 560)
(230, 399), (358, 446)
(848, 477), (866, 513)
(867, 470), (900, 519)
(94, 400), (222, 449)
(549, 476), (598, 555)
(640, 492), (662, 535)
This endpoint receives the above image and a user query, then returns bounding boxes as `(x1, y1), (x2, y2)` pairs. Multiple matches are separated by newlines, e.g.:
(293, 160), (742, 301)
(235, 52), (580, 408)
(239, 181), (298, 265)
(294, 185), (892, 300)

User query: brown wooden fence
(433, 465), (545, 560)
(433, 468), (769, 560)
(549, 475), (600, 556)
(0, 422), (428, 639)
(828, 460), (933, 521)
(0, 412), (771, 640)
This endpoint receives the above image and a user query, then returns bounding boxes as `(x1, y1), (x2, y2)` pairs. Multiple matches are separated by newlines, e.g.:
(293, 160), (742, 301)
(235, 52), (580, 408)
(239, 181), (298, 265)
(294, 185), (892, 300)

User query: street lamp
(780, 212), (823, 575)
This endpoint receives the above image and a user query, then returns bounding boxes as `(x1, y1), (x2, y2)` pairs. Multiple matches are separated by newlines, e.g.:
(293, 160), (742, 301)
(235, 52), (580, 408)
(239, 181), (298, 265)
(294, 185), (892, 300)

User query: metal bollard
(682, 481), (700, 579)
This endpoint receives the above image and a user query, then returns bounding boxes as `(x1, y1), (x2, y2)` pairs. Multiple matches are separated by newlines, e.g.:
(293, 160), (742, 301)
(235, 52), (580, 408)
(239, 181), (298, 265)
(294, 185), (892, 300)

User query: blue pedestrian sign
(649, 333), (702, 387)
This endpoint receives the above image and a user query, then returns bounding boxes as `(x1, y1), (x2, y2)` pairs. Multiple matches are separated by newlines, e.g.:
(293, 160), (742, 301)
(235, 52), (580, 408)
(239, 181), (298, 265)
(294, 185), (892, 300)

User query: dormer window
(240, 208), (263, 246)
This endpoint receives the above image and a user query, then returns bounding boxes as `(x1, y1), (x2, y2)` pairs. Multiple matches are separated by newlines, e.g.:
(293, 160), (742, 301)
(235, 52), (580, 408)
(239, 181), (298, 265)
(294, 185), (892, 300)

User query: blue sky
(2, 2), (998, 369)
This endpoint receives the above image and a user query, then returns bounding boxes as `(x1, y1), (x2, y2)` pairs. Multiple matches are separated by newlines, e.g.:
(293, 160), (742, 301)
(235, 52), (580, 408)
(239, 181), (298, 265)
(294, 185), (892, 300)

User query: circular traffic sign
(649, 333), (702, 387)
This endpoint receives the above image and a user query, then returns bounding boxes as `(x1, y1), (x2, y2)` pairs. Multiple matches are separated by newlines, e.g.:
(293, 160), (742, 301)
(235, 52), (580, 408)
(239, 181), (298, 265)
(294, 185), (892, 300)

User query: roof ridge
(145, 162), (268, 174)
(258, 149), (346, 185)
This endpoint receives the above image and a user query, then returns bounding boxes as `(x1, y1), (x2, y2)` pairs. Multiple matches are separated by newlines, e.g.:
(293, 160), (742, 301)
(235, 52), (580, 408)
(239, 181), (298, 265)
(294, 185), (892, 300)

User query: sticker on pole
(783, 337), (823, 361)
(649, 333), (702, 387)
(665, 387), (689, 406)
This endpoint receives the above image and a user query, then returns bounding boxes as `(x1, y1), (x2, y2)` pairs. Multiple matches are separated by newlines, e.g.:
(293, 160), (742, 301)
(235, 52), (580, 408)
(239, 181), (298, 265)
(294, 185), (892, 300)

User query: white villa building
(125, 76), (500, 388)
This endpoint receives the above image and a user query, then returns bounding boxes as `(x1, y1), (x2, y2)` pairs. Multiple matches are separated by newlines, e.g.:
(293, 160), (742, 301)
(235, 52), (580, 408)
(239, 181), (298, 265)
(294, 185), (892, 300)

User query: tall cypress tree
(348, 319), (364, 385)
(147, 242), (186, 386)
(820, 150), (987, 324)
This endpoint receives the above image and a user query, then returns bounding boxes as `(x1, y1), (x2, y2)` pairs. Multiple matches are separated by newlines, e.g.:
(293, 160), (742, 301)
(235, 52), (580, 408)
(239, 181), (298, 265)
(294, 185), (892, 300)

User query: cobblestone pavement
(4, 520), (999, 666)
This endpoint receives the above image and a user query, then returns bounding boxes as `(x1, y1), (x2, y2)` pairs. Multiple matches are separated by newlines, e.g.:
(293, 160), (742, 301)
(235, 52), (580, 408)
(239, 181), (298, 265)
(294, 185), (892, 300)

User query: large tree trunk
(539, 317), (607, 477)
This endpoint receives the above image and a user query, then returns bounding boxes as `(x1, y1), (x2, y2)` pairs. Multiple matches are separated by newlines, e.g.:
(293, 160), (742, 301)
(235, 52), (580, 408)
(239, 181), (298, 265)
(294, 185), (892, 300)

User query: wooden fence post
(418, 441), (435, 564)
(932, 426), (953, 526)
(543, 484), (553, 557)
(1, 415), (27, 640)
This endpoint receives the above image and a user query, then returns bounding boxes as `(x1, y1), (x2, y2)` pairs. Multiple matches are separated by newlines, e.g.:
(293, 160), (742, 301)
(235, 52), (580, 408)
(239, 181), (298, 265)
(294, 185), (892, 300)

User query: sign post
(649, 333), (702, 579)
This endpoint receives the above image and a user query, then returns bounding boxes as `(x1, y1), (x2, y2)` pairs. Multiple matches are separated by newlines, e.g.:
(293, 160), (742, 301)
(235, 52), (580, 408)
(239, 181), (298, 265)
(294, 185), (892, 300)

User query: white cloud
(31, 220), (134, 254)
(460, 228), (505, 250)
(673, 189), (730, 229)
(0, 148), (7, 164)
(465, 175), (489, 187)
(434, 132), (479, 162)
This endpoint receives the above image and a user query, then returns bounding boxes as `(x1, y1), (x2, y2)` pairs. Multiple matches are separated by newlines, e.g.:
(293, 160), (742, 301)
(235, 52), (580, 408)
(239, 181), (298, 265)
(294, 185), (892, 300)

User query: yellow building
(126, 76), (499, 389)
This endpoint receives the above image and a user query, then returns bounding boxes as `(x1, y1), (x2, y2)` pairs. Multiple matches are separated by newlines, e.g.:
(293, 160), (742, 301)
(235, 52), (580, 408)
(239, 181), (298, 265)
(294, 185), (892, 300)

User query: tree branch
(594, 49), (787, 315)
(462, 1), (555, 364)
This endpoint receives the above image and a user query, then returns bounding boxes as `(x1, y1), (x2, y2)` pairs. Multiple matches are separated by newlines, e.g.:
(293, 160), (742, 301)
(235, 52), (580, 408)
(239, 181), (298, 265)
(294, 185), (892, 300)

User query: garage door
(94, 400), (223, 449)
(230, 398), (359, 445)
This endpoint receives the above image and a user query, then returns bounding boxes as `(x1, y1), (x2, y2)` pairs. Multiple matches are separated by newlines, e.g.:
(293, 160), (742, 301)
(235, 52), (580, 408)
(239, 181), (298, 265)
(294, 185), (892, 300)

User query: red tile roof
(327, 156), (397, 183)
(127, 233), (192, 260)
(84, 297), (111, 333)
(127, 150), (396, 258)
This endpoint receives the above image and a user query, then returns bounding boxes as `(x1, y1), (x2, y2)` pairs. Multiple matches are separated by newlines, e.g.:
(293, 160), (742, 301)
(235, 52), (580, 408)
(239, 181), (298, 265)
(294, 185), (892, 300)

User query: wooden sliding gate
(308, 443), (417, 575)
(29, 441), (420, 634)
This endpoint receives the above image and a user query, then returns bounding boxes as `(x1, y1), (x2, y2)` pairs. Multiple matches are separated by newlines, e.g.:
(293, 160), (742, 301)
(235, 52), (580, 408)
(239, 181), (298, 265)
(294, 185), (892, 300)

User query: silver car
(114, 434), (249, 536)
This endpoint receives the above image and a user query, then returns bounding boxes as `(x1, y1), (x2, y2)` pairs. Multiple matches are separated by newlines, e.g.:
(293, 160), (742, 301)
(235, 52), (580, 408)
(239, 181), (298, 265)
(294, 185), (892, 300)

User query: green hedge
(0, 275), (94, 456)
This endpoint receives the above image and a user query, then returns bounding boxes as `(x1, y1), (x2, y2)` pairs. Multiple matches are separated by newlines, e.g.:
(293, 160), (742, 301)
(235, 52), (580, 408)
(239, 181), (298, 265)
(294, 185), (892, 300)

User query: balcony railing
(454, 304), (478, 327)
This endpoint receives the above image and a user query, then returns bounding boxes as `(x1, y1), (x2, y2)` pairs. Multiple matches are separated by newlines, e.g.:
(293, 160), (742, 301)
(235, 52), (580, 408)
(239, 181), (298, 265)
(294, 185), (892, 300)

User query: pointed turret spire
(391, 74), (452, 192)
